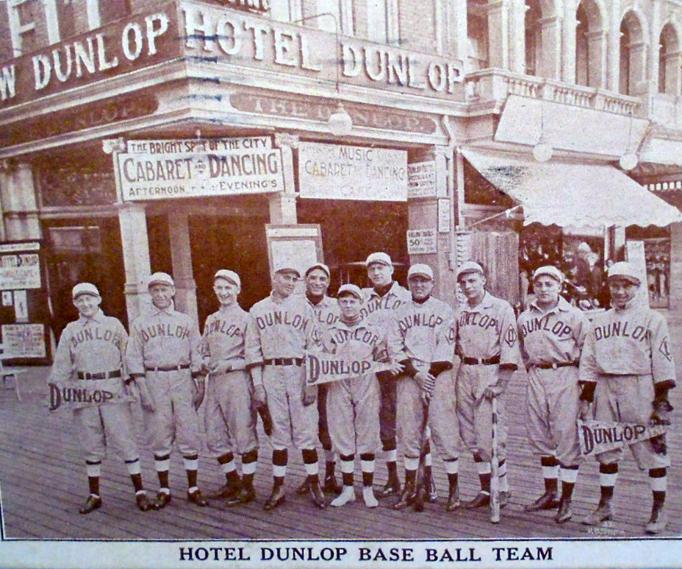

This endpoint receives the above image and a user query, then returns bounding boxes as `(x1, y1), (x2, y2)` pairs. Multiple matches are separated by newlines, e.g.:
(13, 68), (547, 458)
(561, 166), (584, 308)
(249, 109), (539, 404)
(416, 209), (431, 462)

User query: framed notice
(407, 161), (436, 199)
(265, 225), (323, 294)
(407, 229), (438, 255)
(0, 251), (41, 290)
(298, 142), (408, 201)
(1, 323), (46, 358)
(117, 137), (285, 201)
(438, 199), (451, 233)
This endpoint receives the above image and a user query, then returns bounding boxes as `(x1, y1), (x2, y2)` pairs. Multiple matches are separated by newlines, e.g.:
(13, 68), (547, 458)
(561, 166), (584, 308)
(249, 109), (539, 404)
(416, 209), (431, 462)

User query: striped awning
(463, 149), (682, 228)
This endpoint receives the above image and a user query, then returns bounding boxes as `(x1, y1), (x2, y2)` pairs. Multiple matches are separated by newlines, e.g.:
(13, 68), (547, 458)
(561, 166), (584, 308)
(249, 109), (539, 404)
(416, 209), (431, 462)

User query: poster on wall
(1, 323), (46, 358)
(0, 251), (41, 290)
(265, 225), (323, 294)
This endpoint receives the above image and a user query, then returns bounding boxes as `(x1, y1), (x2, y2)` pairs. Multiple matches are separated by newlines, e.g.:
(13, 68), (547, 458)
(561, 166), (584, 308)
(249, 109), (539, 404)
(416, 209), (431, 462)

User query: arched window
(659, 23), (681, 95)
(525, 0), (542, 76)
(619, 11), (646, 96)
(575, 0), (605, 88)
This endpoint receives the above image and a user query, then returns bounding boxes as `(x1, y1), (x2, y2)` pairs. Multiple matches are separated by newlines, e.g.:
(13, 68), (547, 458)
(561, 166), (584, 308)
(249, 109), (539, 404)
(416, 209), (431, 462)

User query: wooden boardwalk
(1, 331), (681, 541)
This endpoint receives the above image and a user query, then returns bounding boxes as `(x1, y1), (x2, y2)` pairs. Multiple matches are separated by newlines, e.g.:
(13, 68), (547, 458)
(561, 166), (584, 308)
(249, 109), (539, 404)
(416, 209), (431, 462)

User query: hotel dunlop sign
(0, 1), (463, 110)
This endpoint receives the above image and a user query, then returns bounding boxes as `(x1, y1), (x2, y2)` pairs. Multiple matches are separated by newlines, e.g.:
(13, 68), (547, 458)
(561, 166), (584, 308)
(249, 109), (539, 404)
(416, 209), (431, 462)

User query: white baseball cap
(72, 282), (100, 300)
(148, 272), (175, 288)
(366, 252), (392, 267)
(607, 261), (641, 285)
(305, 263), (330, 279)
(407, 264), (434, 280)
(337, 283), (364, 301)
(532, 265), (564, 283)
(272, 262), (301, 278)
(456, 261), (484, 280)
(214, 269), (241, 288)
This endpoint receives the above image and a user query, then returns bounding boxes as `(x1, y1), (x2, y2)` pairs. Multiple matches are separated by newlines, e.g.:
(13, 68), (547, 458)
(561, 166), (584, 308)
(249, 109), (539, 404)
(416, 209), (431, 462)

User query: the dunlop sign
(117, 137), (284, 201)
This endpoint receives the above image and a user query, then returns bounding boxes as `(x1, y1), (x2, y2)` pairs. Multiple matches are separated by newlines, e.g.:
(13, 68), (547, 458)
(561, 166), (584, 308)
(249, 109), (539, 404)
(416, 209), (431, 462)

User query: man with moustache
(518, 266), (589, 523)
(387, 264), (461, 512)
(245, 263), (326, 510)
(579, 261), (676, 534)
(126, 272), (209, 509)
(50, 283), (154, 514)
(201, 269), (258, 506)
(295, 263), (341, 496)
(453, 261), (521, 509)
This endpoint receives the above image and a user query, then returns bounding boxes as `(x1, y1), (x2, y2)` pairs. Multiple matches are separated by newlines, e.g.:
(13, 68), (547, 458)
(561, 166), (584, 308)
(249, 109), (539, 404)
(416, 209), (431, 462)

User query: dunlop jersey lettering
(138, 323), (191, 342)
(592, 321), (649, 342)
(70, 325), (124, 350)
(202, 303), (249, 365)
(255, 311), (310, 332)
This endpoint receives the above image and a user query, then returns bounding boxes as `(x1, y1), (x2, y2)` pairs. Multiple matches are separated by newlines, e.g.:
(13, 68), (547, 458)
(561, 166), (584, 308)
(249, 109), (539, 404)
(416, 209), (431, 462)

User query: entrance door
(470, 230), (520, 310)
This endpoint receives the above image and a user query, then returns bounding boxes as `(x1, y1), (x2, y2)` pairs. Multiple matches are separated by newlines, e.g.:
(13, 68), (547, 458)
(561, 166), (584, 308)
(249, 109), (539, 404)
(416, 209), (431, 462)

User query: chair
(0, 343), (27, 401)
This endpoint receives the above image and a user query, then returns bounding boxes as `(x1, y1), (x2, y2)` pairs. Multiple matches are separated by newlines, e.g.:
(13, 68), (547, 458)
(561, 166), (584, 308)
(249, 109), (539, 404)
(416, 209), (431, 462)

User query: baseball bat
(413, 395), (430, 512)
(490, 395), (501, 524)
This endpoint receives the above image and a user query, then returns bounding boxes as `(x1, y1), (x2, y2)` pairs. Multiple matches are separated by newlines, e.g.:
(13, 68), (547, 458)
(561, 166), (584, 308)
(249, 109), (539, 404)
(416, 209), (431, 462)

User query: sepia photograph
(1, 0), (682, 567)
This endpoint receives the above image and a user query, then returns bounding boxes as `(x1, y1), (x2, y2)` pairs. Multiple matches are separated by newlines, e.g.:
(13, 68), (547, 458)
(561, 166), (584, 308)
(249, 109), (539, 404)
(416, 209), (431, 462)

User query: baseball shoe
(135, 492), (154, 512)
(324, 474), (342, 495)
(524, 491), (559, 512)
(331, 486), (356, 507)
(645, 505), (668, 535)
(225, 485), (256, 507)
(379, 476), (401, 499)
(187, 489), (209, 507)
(554, 498), (572, 524)
(424, 474), (438, 503)
(154, 491), (172, 509)
(263, 485), (286, 511)
(296, 479), (309, 496)
(446, 485), (461, 512)
(309, 480), (327, 509)
(209, 479), (241, 500)
(582, 500), (613, 526)
(362, 487), (378, 509)
(500, 490), (512, 509)
(465, 492), (490, 509)
(79, 495), (102, 515)
(392, 480), (417, 510)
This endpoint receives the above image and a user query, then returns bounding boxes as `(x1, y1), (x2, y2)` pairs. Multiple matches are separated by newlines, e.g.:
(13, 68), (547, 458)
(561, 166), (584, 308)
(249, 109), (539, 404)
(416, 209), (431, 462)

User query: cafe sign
(116, 137), (284, 201)
(298, 142), (407, 202)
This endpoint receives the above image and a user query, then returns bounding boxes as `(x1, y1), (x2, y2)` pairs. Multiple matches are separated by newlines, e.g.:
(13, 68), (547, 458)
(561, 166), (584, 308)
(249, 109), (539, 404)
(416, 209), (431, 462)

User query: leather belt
(534, 362), (578, 370)
(145, 364), (190, 372)
(461, 356), (500, 366)
(264, 358), (303, 367)
(77, 370), (122, 380)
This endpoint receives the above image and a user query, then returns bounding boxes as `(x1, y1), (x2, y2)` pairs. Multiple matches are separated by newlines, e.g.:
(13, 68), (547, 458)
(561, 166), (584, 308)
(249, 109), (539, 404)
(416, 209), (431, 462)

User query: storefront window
(626, 226), (672, 309)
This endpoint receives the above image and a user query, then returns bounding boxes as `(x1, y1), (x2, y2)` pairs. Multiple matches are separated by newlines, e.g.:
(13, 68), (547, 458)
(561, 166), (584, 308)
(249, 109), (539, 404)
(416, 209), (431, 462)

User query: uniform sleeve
(49, 325), (75, 383)
(498, 303), (521, 370)
(649, 313), (676, 385)
(199, 316), (212, 360)
(431, 313), (456, 376)
(188, 317), (204, 375)
(385, 307), (406, 361)
(304, 303), (322, 351)
(125, 320), (145, 377)
(578, 324), (599, 383)
(114, 319), (129, 376)
(244, 312), (263, 368)
(516, 315), (530, 368)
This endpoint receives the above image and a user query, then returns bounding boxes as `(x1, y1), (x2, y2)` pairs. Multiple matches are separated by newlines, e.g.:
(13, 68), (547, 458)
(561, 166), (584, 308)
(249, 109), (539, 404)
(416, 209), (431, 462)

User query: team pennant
(577, 419), (668, 457)
(48, 377), (135, 411)
(306, 352), (392, 385)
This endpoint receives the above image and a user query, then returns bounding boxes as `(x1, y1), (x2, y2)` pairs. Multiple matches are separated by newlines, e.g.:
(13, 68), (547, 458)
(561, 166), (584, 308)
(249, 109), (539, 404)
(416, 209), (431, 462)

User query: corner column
(271, 133), (299, 224)
(487, 0), (511, 70)
(168, 211), (199, 325)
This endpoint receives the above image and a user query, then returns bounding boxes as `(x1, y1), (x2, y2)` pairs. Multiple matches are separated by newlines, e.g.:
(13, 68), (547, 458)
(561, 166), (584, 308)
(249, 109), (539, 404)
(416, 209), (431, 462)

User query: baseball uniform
(201, 301), (258, 500)
(51, 307), (151, 512)
(126, 302), (207, 506)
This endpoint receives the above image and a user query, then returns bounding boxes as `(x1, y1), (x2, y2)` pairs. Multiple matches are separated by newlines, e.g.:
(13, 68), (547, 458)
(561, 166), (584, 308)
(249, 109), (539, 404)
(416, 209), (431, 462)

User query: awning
(462, 149), (682, 228)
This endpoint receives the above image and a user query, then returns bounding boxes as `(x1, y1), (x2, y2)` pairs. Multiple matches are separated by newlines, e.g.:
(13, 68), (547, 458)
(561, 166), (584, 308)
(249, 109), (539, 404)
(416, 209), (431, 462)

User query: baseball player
(322, 284), (395, 508)
(245, 263), (326, 511)
(126, 272), (209, 509)
(579, 261), (676, 534)
(200, 269), (258, 506)
(387, 264), (461, 511)
(295, 263), (341, 496)
(361, 251), (420, 498)
(518, 266), (589, 523)
(50, 283), (154, 514)
(453, 261), (521, 509)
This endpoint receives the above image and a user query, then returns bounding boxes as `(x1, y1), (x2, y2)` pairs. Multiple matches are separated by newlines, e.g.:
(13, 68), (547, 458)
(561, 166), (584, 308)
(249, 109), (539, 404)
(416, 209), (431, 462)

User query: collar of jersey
(307, 294), (333, 308)
(218, 302), (241, 314)
(79, 309), (105, 324)
(369, 281), (401, 299)
(466, 291), (493, 310)
(529, 295), (570, 314)
(151, 305), (176, 316)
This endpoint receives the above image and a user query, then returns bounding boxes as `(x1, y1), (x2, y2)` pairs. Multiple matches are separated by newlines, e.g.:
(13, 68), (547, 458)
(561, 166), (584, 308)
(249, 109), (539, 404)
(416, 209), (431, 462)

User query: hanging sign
(407, 229), (438, 255)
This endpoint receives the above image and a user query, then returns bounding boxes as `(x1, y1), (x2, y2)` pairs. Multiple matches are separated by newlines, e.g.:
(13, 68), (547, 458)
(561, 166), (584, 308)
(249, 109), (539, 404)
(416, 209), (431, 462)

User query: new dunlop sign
(117, 137), (284, 201)
(306, 352), (392, 386)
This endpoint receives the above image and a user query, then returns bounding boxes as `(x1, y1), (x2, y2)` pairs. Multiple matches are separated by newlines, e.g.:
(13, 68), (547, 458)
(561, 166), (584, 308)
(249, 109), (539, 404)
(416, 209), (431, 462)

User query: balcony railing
(465, 69), (642, 117)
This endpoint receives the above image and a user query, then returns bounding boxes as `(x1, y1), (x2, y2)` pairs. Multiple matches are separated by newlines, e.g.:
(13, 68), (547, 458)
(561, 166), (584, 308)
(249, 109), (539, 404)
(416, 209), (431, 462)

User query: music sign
(117, 137), (284, 201)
